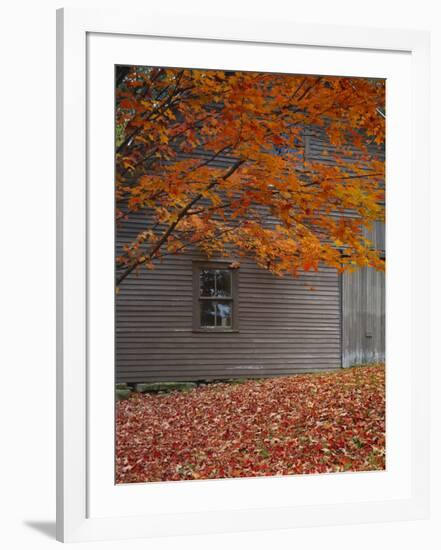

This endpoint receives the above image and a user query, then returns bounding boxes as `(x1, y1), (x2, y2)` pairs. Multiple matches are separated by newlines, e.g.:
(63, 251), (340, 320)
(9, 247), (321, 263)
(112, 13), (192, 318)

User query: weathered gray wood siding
(341, 266), (385, 367)
(116, 249), (341, 382)
(306, 131), (385, 368)
(341, 218), (385, 367)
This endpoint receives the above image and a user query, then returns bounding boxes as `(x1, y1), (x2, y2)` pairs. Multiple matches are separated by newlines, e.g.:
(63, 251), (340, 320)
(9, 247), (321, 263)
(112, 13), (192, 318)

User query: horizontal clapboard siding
(116, 249), (341, 382)
(306, 131), (385, 164)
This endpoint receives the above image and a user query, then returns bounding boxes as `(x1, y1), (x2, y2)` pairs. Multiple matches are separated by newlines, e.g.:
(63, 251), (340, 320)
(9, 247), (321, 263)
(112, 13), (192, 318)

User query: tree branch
(302, 172), (383, 187)
(116, 158), (245, 286)
(116, 71), (186, 155)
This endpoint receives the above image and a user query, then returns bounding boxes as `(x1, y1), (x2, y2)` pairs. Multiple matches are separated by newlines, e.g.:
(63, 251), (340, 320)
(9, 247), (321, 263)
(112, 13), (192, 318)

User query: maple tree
(116, 66), (385, 286)
(116, 364), (385, 482)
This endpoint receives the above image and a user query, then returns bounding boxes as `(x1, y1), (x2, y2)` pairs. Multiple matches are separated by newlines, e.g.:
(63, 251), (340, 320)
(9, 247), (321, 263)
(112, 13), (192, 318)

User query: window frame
(192, 261), (239, 332)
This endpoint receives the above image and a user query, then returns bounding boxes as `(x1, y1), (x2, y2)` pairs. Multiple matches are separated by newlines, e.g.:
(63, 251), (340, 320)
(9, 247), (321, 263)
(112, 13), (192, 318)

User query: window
(193, 263), (239, 331)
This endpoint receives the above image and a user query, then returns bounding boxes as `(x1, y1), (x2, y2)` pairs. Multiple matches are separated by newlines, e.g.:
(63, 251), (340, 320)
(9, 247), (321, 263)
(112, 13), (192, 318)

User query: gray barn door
(341, 266), (385, 368)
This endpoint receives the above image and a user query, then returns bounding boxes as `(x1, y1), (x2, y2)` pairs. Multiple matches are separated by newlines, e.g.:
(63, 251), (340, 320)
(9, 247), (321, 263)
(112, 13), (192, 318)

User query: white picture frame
(56, 7), (430, 543)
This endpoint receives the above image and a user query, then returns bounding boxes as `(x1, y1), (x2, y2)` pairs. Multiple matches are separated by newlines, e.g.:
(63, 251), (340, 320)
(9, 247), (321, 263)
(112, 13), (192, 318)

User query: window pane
(200, 300), (232, 328)
(200, 300), (216, 327)
(215, 270), (232, 297)
(216, 302), (232, 327)
(200, 269), (215, 296)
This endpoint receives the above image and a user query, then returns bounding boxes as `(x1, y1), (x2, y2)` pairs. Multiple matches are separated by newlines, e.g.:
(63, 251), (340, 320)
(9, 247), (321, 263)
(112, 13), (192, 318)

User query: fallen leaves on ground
(116, 364), (385, 483)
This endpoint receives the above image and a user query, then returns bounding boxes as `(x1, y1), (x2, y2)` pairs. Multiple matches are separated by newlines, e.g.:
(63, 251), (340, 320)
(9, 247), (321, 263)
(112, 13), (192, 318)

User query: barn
(115, 132), (385, 384)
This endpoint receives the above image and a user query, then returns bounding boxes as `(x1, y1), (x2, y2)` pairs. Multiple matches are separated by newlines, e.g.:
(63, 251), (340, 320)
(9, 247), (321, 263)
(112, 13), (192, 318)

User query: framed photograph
(56, 8), (430, 543)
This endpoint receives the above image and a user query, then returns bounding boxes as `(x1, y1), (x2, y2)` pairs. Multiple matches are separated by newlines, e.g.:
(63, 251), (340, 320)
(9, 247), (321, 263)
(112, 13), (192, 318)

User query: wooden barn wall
(307, 131), (385, 368)
(115, 129), (385, 382)
(341, 266), (385, 368)
(115, 247), (341, 383)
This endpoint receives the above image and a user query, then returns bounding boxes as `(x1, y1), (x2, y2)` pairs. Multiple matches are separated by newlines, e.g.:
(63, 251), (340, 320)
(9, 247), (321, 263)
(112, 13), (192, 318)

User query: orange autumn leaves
(116, 67), (385, 285)
(116, 364), (385, 483)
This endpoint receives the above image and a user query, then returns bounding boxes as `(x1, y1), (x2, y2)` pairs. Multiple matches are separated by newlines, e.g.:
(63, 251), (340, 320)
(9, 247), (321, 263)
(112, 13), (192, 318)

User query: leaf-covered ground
(116, 364), (385, 483)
